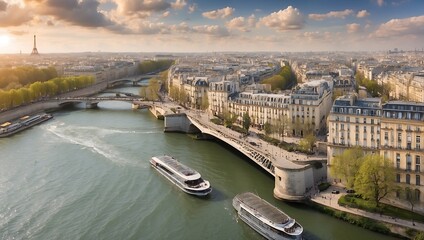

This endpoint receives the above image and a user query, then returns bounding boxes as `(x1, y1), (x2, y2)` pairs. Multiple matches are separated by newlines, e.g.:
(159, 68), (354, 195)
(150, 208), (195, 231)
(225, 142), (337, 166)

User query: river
(0, 85), (399, 240)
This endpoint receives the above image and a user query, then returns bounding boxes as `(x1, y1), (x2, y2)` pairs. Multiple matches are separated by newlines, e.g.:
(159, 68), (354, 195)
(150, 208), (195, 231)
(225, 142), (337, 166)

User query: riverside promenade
(311, 185), (424, 233)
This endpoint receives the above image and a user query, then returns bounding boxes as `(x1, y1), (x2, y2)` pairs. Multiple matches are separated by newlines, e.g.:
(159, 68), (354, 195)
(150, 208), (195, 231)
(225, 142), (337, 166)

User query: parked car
(346, 189), (355, 194)
(331, 190), (340, 194)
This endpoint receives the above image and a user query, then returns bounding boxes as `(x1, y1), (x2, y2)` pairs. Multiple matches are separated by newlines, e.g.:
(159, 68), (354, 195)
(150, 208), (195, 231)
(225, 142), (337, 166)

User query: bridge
(178, 112), (327, 201)
(51, 96), (153, 109)
(101, 91), (141, 97)
(108, 74), (160, 87)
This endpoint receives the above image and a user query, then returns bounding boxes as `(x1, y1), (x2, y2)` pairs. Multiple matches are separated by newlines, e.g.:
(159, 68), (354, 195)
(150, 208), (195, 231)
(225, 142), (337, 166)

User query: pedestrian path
(311, 186), (424, 232)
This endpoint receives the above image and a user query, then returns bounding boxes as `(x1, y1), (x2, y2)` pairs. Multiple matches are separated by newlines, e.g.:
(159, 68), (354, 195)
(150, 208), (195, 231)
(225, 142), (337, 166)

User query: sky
(0, 0), (423, 53)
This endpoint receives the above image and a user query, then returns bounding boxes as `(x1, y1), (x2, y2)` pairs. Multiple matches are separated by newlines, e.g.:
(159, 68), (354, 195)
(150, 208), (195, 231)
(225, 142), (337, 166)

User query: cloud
(115, 0), (171, 15)
(8, 30), (28, 36)
(0, 0), (7, 11)
(377, 0), (385, 6)
(133, 21), (169, 34)
(373, 15), (424, 37)
(171, 0), (186, 10)
(298, 31), (333, 41)
(25, 0), (115, 28)
(0, 4), (32, 27)
(193, 25), (230, 37)
(202, 7), (234, 19)
(162, 11), (170, 17)
(346, 23), (360, 33)
(356, 10), (370, 18)
(259, 6), (304, 31)
(309, 9), (353, 21)
(169, 22), (191, 33)
(226, 15), (256, 32)
(188, 3), (196, 14)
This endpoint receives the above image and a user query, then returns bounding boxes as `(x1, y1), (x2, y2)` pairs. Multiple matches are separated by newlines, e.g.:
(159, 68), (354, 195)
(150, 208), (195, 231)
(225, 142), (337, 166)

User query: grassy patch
(230, 125), (247, 135)
(210, 118), (223, 125)
(318, 182), (331, 191)
(339, 195), (424, 223)
(257, 133), (313, 154)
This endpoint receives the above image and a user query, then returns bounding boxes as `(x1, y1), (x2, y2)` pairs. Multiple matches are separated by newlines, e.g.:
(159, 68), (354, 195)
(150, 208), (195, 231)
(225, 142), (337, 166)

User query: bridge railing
(187, 114), (275, 175)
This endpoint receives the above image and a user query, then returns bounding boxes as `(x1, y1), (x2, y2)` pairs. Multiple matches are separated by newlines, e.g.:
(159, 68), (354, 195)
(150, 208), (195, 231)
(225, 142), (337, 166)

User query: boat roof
(153, 155), (201, 180)
(235, 192), (290, 224)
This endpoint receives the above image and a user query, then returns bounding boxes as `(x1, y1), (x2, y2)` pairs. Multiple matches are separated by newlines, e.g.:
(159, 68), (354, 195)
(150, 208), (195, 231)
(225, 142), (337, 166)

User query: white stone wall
(273, 166), (313, 201)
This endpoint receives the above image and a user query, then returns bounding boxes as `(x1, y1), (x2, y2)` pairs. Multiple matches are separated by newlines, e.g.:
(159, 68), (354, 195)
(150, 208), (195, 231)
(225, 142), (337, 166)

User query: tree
(404, 187), (419, 214)
(223, 109), (237, 128)
(242, 112), (251, 132)
(299, 133), (316, 152)
(200, 93), (209, 111)
(264, 122), (273, 136)
(414, 232), (424, 240)
(354, 154), (396, 207)
(179, 88), (188, 106)
(330, 147), (364, 188)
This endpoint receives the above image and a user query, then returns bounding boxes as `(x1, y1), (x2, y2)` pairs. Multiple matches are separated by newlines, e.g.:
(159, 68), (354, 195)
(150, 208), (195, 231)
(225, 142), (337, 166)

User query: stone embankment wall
(273, 166), (314, 201)
(274, 160), (327, 201)
(164, 114), (200, 133)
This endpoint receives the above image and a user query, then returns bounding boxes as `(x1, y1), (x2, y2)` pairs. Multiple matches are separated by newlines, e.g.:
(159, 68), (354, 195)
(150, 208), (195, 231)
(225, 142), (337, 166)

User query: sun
(0, 34), (11, 48)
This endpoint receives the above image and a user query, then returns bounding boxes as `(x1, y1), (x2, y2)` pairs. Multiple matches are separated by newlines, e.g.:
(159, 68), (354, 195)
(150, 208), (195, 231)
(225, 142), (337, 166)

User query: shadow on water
(207, 187), (227, 202)
(206, 136), (275, 180)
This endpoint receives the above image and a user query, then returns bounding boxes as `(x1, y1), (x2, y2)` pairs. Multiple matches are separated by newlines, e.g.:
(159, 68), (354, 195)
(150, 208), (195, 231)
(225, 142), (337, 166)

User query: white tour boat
(150, 155), (212, 196)
(233, 192), (303, 240)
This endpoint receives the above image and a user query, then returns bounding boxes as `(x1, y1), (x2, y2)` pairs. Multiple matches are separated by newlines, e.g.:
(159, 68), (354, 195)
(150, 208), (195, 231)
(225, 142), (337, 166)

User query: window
(407, 154), (412, 171)
(415, 189), (421, 201)
(417, 136), (421, 150)
(398, 132), (402, 142)
(417, 175), (421, 186)
(396, 154), (400, 169)
(363, 118), (366, 123)
(406, 174), (410, 184)
(396, 174), (401, 183)
(355, 117), (359, 123)
(384, 132), (388, 140)
(364, 126), (367, 133)
(416, 156), (421, 173)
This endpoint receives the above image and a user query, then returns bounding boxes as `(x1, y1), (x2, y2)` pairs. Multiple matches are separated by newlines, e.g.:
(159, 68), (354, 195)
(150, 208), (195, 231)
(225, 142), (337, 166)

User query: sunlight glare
(0, 34), (11, 48)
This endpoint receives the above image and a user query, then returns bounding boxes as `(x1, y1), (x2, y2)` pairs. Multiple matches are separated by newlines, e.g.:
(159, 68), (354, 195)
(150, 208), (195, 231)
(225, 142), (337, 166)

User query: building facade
(381, 101), (424, 202)
(290, 80), (333, 136)
(328, 96), (424, 203)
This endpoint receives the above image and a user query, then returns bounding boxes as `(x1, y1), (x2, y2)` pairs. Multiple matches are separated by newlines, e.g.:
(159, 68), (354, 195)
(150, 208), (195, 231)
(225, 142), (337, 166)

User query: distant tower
(31, 35), (39, 55)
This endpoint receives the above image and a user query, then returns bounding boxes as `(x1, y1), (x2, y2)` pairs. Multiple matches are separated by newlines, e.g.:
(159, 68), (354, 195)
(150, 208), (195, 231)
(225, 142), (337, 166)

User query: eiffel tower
(31, 35), (39, 55)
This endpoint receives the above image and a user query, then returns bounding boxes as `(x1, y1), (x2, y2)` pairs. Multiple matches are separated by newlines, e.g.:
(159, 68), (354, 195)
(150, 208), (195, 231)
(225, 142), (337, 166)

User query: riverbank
(309, 184), (424, 238)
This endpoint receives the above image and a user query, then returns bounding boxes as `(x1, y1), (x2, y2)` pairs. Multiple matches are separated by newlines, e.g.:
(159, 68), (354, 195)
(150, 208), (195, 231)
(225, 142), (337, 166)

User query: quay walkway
(311, 185), (424, 233)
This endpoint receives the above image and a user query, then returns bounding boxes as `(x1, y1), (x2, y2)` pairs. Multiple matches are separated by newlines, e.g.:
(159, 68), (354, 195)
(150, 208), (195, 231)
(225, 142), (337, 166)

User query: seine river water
(0, 86), (399, 240)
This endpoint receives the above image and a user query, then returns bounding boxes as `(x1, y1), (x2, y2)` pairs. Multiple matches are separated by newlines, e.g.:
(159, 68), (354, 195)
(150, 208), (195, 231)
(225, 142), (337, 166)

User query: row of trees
(331, 147), (396, 207)
(169, 86), (188, 106)
(219, 111), (316, 152)
(0, 76), (94, 110)
(138, 60), (174, 75)
(139, 78), (162, 101)
(355, 72), (391, 101)
(261, 65), (297, 91)
(0, 66), (58, 90)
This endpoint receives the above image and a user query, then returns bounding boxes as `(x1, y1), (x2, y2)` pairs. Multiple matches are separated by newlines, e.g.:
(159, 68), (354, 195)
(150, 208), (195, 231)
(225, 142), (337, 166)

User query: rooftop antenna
(31, 35), (39, 55)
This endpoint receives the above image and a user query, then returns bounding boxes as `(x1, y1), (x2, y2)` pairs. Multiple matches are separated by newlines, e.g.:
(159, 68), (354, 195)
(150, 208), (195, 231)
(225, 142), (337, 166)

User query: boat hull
(150, 159), (212, 197)
(233, 195), (302, 240)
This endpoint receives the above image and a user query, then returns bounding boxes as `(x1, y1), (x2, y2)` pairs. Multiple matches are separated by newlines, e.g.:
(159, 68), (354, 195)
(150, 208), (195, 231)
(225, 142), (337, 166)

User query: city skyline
(0, 0), (423, 53)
